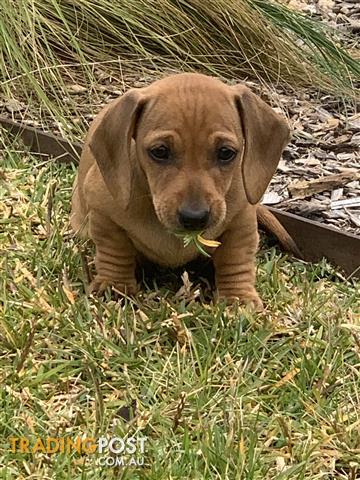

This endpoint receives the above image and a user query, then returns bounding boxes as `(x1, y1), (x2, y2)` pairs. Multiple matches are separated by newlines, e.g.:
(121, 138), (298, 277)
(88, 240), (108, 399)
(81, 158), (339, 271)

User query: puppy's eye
(217, 147), (237, 165)
(149, 145), (171, 163)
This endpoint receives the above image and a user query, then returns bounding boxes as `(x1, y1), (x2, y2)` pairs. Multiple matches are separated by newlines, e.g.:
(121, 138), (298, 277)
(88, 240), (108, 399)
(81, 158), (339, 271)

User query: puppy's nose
(178, 206), (210, 231)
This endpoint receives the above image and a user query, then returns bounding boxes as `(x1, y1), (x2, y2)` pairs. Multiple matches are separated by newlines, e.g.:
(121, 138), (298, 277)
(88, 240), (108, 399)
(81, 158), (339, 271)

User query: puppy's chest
(124, 216), (200, 267)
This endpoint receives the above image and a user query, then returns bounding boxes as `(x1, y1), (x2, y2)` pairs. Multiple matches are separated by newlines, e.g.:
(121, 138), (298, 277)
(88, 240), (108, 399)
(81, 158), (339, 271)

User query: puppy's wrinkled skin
(71, 73), (290, 308)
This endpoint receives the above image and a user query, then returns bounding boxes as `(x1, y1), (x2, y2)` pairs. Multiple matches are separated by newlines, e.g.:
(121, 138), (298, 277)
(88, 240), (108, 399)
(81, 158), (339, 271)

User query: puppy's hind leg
(89, 211), (138, 297)
(70, 177), (90, 238)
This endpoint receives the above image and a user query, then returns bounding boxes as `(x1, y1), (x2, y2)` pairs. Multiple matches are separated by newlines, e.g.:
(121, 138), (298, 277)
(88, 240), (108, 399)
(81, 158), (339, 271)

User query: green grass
(1, 136), (359, 479)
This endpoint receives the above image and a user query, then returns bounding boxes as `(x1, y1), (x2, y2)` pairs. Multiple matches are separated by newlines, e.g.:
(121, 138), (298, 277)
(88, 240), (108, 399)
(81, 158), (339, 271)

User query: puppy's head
(89, 73), (290, 233)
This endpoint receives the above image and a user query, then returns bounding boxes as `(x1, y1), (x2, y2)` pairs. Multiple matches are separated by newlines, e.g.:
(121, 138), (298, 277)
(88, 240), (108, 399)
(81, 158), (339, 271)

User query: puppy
(71, 73), (291, 308)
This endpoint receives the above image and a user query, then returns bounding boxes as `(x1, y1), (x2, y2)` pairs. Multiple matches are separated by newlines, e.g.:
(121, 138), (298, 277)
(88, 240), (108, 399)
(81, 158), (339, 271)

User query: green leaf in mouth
(174, 232), (221, 258)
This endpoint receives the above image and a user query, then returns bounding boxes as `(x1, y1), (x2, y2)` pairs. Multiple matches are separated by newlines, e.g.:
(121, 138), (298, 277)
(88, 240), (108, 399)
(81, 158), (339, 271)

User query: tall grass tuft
(0, 0), (358, 139)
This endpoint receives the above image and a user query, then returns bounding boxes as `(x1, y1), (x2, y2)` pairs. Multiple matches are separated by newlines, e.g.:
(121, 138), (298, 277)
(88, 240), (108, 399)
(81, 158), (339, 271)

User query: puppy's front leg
(213, 213), (263, 309)
(89, 211), (137, 296)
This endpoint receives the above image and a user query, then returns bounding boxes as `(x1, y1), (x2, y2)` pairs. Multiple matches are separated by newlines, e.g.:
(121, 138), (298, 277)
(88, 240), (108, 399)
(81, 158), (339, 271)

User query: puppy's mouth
(167, 219), (218, 238)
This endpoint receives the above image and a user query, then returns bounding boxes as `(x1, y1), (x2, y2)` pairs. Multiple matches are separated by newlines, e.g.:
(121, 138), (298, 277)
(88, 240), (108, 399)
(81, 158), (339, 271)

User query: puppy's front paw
(88, 276), (138, 298)
(217, 289), (264, 311)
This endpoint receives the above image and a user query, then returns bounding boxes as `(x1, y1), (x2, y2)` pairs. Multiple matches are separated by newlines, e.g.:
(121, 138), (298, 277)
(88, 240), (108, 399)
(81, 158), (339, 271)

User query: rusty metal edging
(267, 207), (359, 278)
(1, 115), (359, 278)
(0, 116), (82, 163)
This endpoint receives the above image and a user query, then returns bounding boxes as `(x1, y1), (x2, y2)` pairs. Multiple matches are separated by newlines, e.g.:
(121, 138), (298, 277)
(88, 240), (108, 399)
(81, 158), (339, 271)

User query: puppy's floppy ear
(233, 84), (290, 205)
(89, 89), (146, 208)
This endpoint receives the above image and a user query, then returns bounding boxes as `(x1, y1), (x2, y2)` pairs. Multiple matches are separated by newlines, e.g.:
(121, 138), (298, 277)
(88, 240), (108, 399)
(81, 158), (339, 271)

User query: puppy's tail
(257, 205), (302, 258)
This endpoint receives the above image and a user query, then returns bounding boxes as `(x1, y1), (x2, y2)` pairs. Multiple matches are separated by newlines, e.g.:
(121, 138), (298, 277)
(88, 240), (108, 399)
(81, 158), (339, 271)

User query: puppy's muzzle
(177, 205), (210, 231)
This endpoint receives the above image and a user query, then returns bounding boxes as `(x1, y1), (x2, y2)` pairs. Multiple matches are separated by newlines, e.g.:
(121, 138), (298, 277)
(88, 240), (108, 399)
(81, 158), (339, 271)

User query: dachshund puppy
(71, 73), (291, 309)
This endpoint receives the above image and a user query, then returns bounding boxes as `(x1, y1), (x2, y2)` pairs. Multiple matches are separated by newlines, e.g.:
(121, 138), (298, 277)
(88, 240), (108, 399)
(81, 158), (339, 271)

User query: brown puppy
(71, 73), (290, 308)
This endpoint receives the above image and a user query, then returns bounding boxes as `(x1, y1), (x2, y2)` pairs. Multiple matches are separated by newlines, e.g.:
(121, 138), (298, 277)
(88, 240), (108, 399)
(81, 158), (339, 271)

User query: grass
(1, 135), (359, 479)
(0, 1), (359, 476)
(1, 0), (359, 142)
